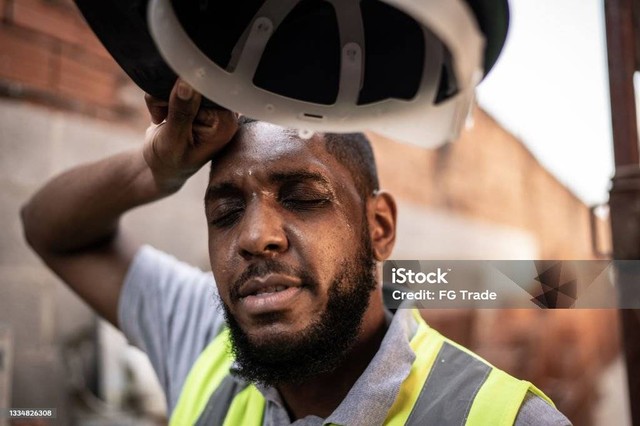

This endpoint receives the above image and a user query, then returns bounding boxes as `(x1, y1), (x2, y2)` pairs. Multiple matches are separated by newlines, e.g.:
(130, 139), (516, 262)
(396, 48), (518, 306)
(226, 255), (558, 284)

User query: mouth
(238, 274), (302, 298)
(247, 285), (289, 296)
(237, 274), (305, 314)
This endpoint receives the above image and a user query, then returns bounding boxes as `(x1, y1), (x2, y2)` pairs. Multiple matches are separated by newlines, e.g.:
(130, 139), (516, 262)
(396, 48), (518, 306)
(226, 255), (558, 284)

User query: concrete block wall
(0, 98), (215, 424)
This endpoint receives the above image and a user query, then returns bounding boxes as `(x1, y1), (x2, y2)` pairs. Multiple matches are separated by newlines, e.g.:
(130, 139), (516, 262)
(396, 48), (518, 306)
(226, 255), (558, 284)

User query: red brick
(57, 51), (119, 107)
(14, 0), (113, 61)
(59, 41), (123, 78)
(0, 26), (55, 92)
(13, 0), (86, 46)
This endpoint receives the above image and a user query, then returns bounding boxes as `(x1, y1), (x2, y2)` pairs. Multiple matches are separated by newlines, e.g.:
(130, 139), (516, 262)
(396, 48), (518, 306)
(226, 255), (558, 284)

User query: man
(21, 80), (571, 425)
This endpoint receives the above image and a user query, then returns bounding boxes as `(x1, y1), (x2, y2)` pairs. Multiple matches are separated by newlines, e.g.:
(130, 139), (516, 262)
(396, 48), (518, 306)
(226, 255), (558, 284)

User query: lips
(236, 274), (305, 315)
(238, 274), (301, 298)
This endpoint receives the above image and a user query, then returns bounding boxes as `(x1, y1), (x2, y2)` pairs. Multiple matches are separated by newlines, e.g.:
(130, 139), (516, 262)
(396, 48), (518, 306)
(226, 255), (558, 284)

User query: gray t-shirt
(118, 245), (571, 425)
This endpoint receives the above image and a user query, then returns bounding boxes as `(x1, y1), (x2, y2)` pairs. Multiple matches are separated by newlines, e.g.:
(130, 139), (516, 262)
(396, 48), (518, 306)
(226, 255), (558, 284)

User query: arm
(20, 79), (237, 327)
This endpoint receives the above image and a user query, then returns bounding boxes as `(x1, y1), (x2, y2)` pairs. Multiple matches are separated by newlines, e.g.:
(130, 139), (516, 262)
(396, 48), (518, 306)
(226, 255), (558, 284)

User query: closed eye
(207, 201), (245, 228)
(281, 197), (331, 211)
(280, 185), (333, 211)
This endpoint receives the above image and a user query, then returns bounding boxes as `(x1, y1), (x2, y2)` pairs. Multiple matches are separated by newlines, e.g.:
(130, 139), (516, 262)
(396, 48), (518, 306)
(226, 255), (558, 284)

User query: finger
(144, 94), (169, 124)
(203, 110), (238, 145)
(189, 111), (239, 161)
(165, 79), (201, 143)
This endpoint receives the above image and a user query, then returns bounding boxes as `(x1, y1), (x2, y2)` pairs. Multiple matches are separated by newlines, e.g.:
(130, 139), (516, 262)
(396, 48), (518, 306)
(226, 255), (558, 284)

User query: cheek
(288, 213), (361, 284)
(208, 231), (236, 298)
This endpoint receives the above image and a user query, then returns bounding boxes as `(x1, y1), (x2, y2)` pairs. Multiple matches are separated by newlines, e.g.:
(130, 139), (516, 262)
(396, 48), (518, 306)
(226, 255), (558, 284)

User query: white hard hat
(77, 0), (509, 147)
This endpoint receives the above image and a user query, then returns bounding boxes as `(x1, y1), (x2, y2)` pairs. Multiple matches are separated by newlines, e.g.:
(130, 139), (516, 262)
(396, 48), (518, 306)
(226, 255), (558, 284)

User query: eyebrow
(204, 182), (241, 204)
(205, 170), (332, 203)
(269, 170), (331, 187)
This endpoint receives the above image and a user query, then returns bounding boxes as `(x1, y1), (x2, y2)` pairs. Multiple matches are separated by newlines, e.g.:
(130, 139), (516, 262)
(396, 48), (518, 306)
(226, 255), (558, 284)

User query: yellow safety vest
(170, 310), (554, 426)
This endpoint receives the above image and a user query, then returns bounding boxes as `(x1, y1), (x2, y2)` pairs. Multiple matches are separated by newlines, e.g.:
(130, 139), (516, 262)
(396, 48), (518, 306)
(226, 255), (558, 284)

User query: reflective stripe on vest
(171, 310), (554, 425)
(194, 375), (264, 426)
(170, 329), (265, 426)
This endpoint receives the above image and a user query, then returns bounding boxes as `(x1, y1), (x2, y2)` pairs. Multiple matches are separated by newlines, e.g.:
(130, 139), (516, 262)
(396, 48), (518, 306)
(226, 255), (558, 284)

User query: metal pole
(604, 0), (640, 423)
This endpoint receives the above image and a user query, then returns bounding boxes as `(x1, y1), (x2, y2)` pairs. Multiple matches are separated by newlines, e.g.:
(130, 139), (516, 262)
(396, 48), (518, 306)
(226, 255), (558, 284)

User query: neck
(277, 294), (388, 420)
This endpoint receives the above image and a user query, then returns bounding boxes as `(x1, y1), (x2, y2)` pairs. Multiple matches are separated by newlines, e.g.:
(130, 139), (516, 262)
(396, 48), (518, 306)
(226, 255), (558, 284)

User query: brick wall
(369, 108), (603, 260)
(0, 0), (142, 121)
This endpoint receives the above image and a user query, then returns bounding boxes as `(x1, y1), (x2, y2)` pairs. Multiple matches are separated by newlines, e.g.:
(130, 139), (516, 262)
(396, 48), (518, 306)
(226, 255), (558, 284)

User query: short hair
(236, 117), (380, 200)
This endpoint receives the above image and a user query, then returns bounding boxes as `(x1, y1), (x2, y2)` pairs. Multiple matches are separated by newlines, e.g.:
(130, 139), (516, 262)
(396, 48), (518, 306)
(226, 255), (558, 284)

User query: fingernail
(177, 81), (193, 100)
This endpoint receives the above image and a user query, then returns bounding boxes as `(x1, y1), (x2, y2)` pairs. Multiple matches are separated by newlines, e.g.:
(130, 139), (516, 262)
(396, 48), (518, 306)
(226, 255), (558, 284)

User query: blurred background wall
(0, 0), (630, 425)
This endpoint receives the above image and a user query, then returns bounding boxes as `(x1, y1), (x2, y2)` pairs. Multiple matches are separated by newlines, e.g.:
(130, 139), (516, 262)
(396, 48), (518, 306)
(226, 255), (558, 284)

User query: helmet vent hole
(302, 113), (324, 120)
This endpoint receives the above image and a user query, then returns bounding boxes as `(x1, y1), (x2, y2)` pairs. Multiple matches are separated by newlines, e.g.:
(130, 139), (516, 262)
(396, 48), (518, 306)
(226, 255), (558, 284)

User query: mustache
(229, 260), (316, 300)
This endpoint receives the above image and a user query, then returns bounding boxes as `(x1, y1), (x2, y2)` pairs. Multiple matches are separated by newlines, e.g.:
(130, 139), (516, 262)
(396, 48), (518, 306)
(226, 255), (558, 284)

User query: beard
(218, 222), (377, 386)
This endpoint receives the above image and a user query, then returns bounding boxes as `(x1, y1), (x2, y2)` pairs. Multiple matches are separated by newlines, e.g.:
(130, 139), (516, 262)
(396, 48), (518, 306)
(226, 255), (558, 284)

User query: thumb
(165, 79), (201, 143)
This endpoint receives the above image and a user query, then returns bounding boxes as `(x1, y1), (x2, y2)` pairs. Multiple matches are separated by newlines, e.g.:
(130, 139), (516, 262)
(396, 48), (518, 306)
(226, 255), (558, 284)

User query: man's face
(205, 123), (377, 384)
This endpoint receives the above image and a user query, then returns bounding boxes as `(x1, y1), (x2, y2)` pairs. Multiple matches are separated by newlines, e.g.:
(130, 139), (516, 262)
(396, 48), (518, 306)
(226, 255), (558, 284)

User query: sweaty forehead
(209, 123), (340, 183)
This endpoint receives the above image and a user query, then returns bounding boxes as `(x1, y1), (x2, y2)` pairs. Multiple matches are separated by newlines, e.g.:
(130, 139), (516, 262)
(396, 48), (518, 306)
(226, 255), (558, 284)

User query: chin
(242, 312), (315, 342)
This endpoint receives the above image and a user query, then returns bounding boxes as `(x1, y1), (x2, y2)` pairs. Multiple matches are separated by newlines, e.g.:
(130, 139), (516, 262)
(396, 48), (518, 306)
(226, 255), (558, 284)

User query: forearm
(21, 146), (170, 254)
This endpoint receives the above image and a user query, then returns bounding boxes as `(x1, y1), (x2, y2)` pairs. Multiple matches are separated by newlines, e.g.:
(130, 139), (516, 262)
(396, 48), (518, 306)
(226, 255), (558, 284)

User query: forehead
(209, 123), (347, 185)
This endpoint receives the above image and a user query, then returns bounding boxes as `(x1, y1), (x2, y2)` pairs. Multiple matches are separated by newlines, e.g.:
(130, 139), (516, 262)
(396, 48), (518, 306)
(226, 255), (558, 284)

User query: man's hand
(143, 78), (238, 193)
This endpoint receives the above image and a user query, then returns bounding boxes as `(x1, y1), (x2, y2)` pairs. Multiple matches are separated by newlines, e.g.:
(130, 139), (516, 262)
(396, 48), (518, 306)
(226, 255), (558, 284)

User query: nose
(237, 200), (289, 259)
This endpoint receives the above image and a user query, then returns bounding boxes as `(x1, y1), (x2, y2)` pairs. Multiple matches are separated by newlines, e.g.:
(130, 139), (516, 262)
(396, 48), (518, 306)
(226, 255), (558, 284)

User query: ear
(367, 190), (397, 261)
